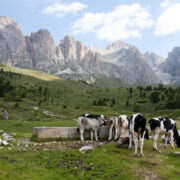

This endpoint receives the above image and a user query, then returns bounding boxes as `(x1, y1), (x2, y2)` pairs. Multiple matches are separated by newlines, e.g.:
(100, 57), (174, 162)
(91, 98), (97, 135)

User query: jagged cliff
(0, 16), (166, 85)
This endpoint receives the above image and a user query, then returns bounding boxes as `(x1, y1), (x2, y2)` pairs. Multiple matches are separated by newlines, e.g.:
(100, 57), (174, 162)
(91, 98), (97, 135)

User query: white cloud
(72, 3), (154, 41)
(160, 0), (172, 8)
(42, 2), (87, 17)
(154, 3), (180, 36)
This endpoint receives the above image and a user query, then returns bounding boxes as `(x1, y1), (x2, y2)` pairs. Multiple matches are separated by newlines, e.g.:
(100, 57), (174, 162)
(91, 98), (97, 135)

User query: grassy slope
(0, 142), (179, 179)
(0, 65), (180, 179)
(0, 64), (61, 81)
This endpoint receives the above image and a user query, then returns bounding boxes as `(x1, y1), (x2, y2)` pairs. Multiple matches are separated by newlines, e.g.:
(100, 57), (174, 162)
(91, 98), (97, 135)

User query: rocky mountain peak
(160, 47), (180, 77)
(60, 35), (88, 61)
(106, 40), (131, 51)
(30, 29), (54, 43)
(0, 16), (21, 31)
(169, 47), (180, 59)
(0, 16), (32, 68)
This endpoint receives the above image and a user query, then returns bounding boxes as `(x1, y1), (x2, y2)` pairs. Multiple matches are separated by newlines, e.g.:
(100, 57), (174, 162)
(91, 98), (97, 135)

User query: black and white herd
(77, 113), (180, 156)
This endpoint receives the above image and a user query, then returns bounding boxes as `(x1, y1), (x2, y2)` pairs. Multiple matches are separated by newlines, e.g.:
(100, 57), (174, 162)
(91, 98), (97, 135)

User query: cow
(81, 114), (107, 126)
(77, 116), (105, 141)
(119, 115), (130, 135)
(108, 116), (119, 141)
(108, 115), (129, 141)
(128, 113), (149, 156)
(149, 117), (180, 151)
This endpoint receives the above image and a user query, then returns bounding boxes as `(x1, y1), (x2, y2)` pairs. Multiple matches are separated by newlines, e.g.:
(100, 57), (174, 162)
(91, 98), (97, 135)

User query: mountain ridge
(0, 16), (179, 85)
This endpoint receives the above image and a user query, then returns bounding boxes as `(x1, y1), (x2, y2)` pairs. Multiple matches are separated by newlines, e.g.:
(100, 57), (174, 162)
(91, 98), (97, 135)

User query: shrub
(63, 105), (67, 109)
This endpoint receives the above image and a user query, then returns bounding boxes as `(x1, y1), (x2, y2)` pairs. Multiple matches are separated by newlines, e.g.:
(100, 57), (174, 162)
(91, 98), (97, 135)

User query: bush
(63, 105), (67, 109)
(14, 102), (19, 108)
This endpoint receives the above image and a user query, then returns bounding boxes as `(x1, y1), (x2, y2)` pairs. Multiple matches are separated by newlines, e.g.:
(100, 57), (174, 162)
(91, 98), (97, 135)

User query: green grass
(0, 141), (179, 179)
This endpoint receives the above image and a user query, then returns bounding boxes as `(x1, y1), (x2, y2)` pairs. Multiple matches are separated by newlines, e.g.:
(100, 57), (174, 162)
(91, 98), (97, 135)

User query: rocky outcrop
(25, 29), (64, 73)
(99, 46), (162, 84)
(0, 16), (32, 68)
(144, 52), (164, 69)
(160, 47), (180, 77)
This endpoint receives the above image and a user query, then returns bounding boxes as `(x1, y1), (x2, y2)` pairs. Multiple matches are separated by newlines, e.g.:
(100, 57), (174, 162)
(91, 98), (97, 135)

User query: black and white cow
(128, 113), (149, 156)
(149, 117), (180, 151)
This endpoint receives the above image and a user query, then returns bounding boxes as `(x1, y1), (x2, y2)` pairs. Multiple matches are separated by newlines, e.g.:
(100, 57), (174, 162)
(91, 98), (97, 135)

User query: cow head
(144, 127), (149, 140)
(119, 115), (129, 129)
(100, 115), (108, 126)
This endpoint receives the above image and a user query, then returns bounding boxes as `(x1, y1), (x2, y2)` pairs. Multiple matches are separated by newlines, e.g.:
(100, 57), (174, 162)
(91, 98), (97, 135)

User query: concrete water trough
(32, 126), (109, 140)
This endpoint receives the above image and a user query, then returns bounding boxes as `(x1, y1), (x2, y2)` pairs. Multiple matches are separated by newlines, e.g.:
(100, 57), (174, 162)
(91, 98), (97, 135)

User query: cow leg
(128, 134), (132, 149)
(133, 135), (138, 156)
(108, 125), (113, 141)
(153, 133), (159, 151)
(170, 132), (174, 149)
(91, 130), (94, 141)
(152, 131), (155, 150)
(165, 134), (168, 148)
(140, 135), (144, 157)
(115, 127), (119, 140)
(80, 128), (84, 141)
(94, 130), (98, 141)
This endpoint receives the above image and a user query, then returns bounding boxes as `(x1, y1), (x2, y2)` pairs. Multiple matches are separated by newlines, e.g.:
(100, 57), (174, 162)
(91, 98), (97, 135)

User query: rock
(116, 137), (130, 148)
(174, 152), (180, 155)
(160, 47), (180, 77)
(0, 16), (33, 68)
(2, 133), (15, 140)
(26, 29), (64, 73)
(33, 106), (39, 110)
(2, 111), (8, 120)
(2, 140), (8, 146)
(79, 146), (94, 153)
(144, 52), (164, 68)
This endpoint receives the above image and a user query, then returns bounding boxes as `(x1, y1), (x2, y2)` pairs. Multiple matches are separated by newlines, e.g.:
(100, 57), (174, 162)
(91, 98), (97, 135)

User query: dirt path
(42, 110), (66, 118)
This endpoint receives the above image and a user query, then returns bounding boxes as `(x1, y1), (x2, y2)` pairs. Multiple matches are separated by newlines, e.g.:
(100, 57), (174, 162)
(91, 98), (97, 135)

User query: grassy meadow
(0, 64), (180, 179)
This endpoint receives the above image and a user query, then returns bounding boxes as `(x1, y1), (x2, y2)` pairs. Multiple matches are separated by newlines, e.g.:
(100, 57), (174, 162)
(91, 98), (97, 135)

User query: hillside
(0, 64), (180, 125)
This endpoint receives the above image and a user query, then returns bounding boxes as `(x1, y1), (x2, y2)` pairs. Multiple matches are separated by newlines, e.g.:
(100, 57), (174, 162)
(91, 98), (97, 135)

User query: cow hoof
(140, 153), (144, 157)
(128, 147), (132, 150)
(153, 147), (157, 151)
(134, 153), (138, 157)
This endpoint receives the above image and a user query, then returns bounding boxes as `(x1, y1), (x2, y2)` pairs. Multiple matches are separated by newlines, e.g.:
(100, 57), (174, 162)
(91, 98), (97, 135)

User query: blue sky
(1, 0), (180, 57)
